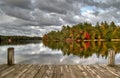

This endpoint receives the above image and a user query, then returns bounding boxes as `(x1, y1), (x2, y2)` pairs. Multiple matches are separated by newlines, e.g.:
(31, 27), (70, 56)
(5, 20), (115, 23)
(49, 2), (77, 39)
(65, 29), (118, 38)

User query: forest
(43, 21), (120, 42)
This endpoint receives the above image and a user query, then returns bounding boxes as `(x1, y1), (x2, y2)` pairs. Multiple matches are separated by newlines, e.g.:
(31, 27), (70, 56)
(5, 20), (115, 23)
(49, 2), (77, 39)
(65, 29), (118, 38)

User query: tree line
(43, 21), (120, 41)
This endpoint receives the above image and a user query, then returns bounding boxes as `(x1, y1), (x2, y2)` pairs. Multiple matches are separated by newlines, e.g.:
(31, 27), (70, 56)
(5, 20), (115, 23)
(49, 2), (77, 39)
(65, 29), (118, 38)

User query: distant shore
(0, 35), (42, 45)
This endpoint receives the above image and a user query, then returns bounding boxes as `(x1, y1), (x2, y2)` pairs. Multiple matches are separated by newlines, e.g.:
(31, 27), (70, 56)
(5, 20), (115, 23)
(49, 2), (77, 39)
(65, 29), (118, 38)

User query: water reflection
(0, 41), (120, 65)
(43, 41), (120, 58)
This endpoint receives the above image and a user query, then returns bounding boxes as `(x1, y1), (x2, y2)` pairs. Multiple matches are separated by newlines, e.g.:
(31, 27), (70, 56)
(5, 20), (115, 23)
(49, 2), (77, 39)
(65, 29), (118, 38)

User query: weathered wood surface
(108, 49), (115, 66)
(0, 64), (120, 78)
(7, 48), (14, 65)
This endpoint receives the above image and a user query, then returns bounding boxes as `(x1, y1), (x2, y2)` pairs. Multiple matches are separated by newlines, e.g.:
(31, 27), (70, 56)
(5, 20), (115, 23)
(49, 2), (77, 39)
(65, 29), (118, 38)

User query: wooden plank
(48, 65), (55, 78)
(0, 65), (17, 77)
(19, 65), (41, 78)
(79, 65), (95, 78)
(60, 65), (67, 78)
(0, 64), (6, 68)
(90, 65), (109, 78)
(86, 65), (102, 78)
(38, 65), (49, 78)
(52, 65), (57, 78)
(115, 65), (120, 71)
(0, 65), (9, 72)
(59, 65), (64, 78)
(68, 65), (76, 78)
(51, 65), (61, 78)
(70, 65), (85, 78)
(99, 65), (118, 78)
(59, 65), (63, 78)
(55, 65), (62, 78)
(2, 64), (23, 78)
(100, 65), (120, 77)
(111, 65), (120, 70)
(105, 65), (120, 76)
(3, 64), (32, 78)
(0, 64), (120, 78)
(116, 65), (120, 67)
(62, 65), (75, 78)
(34, 65), (48, 78)
(83, 65), (99, 78)
(77, 65), (87, 78)
(112, 65), (120, 75)
(93, 65), (112, 77)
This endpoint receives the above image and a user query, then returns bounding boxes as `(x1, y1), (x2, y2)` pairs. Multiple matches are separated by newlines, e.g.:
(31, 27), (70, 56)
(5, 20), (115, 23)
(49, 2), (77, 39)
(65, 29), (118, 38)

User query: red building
(80, 31), (90, 39)
(85, 32), (90, 39)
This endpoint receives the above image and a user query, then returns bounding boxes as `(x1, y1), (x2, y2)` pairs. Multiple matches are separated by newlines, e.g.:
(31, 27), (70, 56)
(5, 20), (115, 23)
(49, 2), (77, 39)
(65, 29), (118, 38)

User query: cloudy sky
(0, 0), (120, 37)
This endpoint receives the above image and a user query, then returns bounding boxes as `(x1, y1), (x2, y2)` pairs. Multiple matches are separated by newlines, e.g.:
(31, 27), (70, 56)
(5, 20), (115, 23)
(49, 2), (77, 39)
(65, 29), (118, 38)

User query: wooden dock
(0, 47), (118, 78)
(0, 64), (120, 78)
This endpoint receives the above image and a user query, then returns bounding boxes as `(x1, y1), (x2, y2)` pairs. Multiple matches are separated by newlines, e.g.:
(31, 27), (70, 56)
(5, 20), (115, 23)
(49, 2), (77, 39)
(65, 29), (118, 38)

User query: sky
(0, 0), (120, 37)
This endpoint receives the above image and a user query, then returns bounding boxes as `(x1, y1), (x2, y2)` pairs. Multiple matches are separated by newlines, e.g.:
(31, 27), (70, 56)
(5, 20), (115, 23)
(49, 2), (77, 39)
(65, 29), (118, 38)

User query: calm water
(0, 41), (120, 65)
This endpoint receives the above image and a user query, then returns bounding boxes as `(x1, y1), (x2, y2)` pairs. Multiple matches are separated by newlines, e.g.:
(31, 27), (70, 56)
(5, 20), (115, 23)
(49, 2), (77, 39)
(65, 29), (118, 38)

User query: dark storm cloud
(84, 0), (120, 10)
(34, 0), (67, 14)
(0, 4), (33, 21)
(0, 0), (92, 25)
(0, 0), (120, 36)
(0, 0), (33, 9)
(0, 3), (62, 26)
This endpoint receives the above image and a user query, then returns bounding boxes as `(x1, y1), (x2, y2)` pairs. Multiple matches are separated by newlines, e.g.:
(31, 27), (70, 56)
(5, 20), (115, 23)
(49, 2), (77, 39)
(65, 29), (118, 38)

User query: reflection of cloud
(18, 53), (108, 65)
(0, 43), (120, 65)
(115, 53), (120, 64)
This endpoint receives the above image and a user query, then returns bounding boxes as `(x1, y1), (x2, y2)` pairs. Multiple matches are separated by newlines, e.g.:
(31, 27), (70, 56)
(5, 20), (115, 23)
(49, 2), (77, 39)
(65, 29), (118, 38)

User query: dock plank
(3, 64), (31, 78)
(91, 65), (110, 78)
(0, 64), (6, 68)
(81, 65), (95, 78)
(0, 64), (120, 78)
(19, 65), (41, 78)
(112, 65), (120, 75)
(71, 65), (85, 78)
(100, 65), (120, 77)
(48, 65), (55, 78)
(56, 65), (62, 78)
(0, 65), (18, 77)
(34, 65), (48, 78)
(52, 65), (61, 78)
(0, 65), (9, 72)
(61, 65), (72, 78)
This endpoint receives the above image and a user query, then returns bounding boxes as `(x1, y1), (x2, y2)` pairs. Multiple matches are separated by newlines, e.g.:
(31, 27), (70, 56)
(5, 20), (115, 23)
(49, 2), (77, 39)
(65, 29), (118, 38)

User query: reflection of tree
(43, 40), (120, 58)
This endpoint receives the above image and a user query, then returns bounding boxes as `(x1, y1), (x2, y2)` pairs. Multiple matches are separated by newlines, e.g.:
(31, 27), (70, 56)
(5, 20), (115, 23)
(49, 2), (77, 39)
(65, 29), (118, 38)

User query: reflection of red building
(80, 42), (90, 51)
(85, 42), (90, 49)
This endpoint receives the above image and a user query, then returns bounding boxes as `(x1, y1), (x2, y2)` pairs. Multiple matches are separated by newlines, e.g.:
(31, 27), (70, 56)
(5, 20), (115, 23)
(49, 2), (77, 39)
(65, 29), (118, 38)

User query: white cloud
(0, 0), (120, 36)
(0, 15), (16, 23)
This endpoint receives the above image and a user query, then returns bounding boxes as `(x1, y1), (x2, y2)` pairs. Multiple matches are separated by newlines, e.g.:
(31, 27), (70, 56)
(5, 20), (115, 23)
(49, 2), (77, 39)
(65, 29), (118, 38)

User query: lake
(0, 41), (120, 65)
